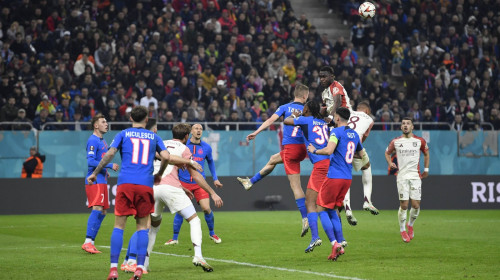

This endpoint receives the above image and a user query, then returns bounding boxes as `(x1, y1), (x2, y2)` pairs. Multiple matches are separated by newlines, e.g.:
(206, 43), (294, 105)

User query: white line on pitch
(2, 245), (366, 280)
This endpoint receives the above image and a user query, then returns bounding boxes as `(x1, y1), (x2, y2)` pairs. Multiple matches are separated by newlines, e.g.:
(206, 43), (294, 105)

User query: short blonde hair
(293, 84), (309, 99)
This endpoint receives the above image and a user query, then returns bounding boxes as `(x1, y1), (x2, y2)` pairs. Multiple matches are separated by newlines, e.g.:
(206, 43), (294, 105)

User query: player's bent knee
(179, 204), (197, 220)
(151, 212), (162, 222)
(361, 162), (371, 169)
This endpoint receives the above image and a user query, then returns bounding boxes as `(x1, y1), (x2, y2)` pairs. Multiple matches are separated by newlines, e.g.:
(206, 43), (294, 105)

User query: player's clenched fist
(87, 174), (97, 184)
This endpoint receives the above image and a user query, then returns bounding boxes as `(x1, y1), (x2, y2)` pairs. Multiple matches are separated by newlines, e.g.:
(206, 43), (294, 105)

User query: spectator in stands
(0, 96), (18, 121)
(12, 108), (31, 130)
(21, 146), (45, 178)
(451, 114), (466, 131)
(32, 108), (52, 130)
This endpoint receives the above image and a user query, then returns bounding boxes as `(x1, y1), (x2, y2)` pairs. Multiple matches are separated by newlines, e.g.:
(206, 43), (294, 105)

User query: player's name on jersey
(347, 132), (356, 139)
(312, 120), (326, 126)
(125, 131), (155, 140)
(287, 107), (302, 114)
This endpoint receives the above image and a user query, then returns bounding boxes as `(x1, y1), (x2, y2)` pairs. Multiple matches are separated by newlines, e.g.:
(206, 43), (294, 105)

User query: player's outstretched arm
(309, 137), (337, 155)
(188, 168), (223, 208)
(246, 113), (280, 141)
(88, 147), (117, 184)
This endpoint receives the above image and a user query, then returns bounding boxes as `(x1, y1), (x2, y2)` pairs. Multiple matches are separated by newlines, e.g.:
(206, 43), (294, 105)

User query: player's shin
(85, 210), (100, 244)
(189, 216), (203, 257)
(362, 166), (373, 202)
(172, 213), (183, 240)
(147, 220), (161, 257)
(398, 207), (407, 232)
(307, 212), (319, 240)
(136, 229), (149, 269)
(327, 209), (345, 243)
(204, 211), (215, 236)
(318, 211), (336, 243)
(93, 212), (106, 241)
(409, 207), (420, 226)
(128, 231), (138, 263)
(110, 228), (124, 268)
(295, 197), (307, 218)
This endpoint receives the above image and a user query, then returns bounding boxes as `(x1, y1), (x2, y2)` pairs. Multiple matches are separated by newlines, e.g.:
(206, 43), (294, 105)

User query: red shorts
(85, 184), (109, 209)
(280, 144), (307, 175)
(181, 181), (209, 202)
(307, 159), (330, 192)
(114, 184), (154, 218)
(317, 178), (352, 209)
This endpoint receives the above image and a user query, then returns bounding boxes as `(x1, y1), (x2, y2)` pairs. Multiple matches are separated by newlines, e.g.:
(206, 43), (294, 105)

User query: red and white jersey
(321, 81), (352, 114)
(154, 139), (192, 188)
(347, 110), (374, 142)
(386, 135), (429, 180)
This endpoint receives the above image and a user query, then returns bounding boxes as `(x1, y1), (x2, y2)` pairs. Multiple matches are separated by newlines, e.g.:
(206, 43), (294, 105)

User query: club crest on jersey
(413, 142), (418, 147)
(198, 148), (203, 155)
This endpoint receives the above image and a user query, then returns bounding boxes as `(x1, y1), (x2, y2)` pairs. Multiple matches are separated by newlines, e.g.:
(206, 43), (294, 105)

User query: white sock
(84, 238), (92, 244)
(127, 259), (137, 265)
(189, 216), (203, 257)
(110, 263), (118, 268)
(330, 240), (337, 246)
(398, 207), (407, 232)
(362, 167), (373, 203)
(147, 225), (161, 257)
(409, 208), (420, 226)
(122, 259), (127, 265)
(344, 188), (352, 212)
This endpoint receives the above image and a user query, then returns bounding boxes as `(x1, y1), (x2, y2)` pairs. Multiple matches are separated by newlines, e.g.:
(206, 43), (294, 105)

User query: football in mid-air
(358, 2), (376, 19)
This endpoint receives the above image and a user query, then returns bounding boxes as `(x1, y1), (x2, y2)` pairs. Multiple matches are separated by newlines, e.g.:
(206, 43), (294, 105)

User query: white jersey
(321, 81), (352, 114)
(386, 135), (429, 180)
(347, 110), (374, 141)
(154, 139), (192, 188)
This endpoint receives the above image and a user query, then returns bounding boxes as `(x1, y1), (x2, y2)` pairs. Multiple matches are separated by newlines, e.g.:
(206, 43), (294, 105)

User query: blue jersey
(327, 126), (363, 179)
(110, 127), (166, 187)
(179, 139), (218, 183)
(86, 134), (113, 184)
(273, 102), (305, 145)
(293, 116), (330, 164)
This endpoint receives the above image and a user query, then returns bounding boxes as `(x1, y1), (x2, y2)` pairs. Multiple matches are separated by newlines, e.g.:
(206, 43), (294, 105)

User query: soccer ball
(358, 2), (376, 19)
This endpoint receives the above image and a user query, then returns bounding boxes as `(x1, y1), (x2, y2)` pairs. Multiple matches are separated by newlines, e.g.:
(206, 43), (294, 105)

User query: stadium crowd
(0, 0), (498, 131)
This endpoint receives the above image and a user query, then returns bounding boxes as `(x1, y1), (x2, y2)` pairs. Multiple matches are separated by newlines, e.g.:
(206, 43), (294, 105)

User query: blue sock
(173, 213), (184, 240)
(110, 228), (124, 265)
(128, 231), (138, 260)
(327, 209), (344, 242)
(319, 211), (336, 243)
(86, 210), (100, 240)
(92, 212), (106, 240)
(308, 212), (319, 241)
(125, 236), (131, 261)
(250, 172), (263, 184)
(136, 229), (149, 267)
(295, 198), (307, 218)
(205, 211), (215, 236)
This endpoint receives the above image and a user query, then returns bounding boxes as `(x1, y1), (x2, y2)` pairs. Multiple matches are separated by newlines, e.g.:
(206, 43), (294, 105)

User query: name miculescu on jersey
(125, 131), (155, 140)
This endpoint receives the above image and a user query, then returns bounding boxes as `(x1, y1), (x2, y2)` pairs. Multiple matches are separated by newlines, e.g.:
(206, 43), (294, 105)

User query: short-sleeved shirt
(86, 134), (112, 184)
(273, 101), (305, 145)
(179, 140), (215, 183)
(110, 127), (166, 187)
(347, 110), (374, 142)
(327, 126), (363, 179)
(386, 135), (428, 180)
(154, 139), (192, 188)
(321, 81), (352, 114)
(293, 115), (330, 164)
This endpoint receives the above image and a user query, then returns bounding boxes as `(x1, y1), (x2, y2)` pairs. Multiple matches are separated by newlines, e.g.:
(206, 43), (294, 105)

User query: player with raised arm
(146, 123), (223, 272)
(343, 101), (379, 226)
(283, 101), (330, 253)
(165, 123), (224, 246)
(385, 117), (429, 243)
(87, 106), (202, 280)
(307, 107), (365, 261)
(82, 114), (119, 254)
(319, 66), (352, 119)
(237, 84), (310, 236)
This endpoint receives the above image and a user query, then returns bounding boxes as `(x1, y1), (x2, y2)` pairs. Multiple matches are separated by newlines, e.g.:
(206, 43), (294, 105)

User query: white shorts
(397, 178), (422, 201)
(352, 148), (370, 172)
(152, 184), (193, 217)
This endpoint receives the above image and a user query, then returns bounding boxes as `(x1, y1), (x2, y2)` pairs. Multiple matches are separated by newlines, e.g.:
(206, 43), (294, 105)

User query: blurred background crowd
(0, 0), (499, 131)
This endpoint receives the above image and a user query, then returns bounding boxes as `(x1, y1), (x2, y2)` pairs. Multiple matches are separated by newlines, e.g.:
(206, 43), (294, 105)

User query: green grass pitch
(1, 210), (499, 280)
